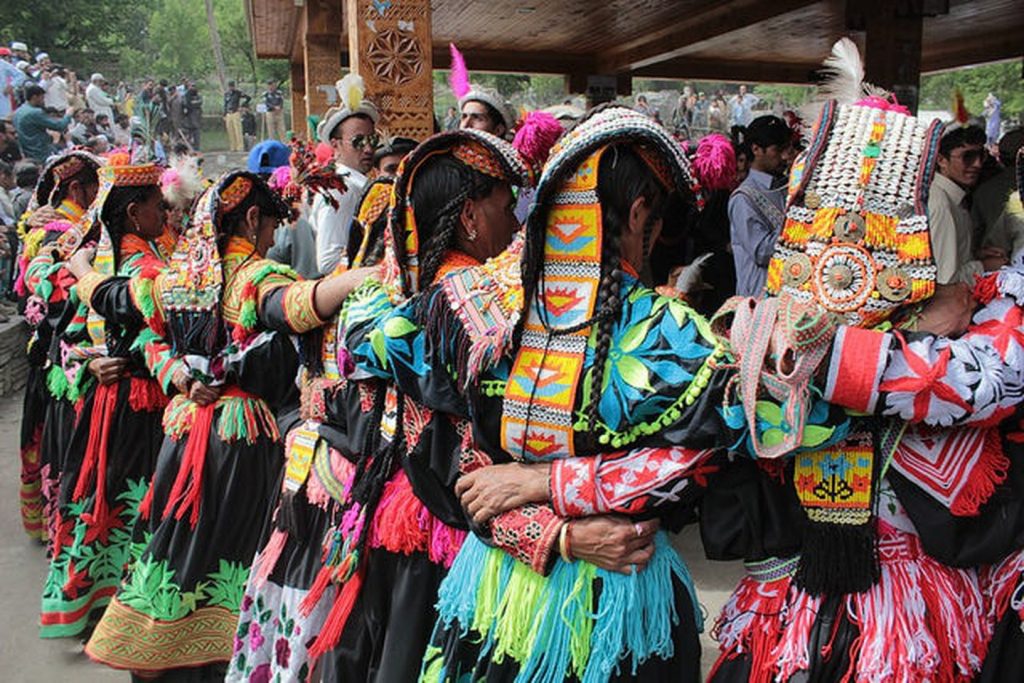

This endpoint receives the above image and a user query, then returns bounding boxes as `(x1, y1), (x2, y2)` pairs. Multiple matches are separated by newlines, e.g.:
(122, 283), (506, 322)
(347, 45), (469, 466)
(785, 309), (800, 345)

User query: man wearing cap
(372, 136), (417, 178)
(13, 84), (72, 163)
(459, 87), (515, 139)
(86, 74), (115, 121)
(10, 42), (31, 63)
(728, 114), (794, 295)
(223, 80), (250, 152)
(312, 76), (379, 273)
(262, 79), (286, 141)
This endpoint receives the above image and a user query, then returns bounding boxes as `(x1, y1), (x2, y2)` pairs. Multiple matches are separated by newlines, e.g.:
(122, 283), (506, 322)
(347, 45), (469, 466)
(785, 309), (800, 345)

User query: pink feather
(448, 43), (471, 99)
(268, 165), (293, 191)
(512, 111), (563, 168)
(692, 133), (737, 192)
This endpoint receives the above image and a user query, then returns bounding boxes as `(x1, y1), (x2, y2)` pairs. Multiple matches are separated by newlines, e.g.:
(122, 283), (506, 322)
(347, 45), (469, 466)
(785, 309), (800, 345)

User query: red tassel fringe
(74, 383), (118, 528)
(950, 428), (1009, 517)
(162, 403), (216, 527)
(305, 567), (365, 678)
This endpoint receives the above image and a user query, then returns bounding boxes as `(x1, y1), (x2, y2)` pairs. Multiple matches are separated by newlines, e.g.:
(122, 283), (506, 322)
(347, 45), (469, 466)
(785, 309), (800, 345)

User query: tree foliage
(920, 60), (1022, 121)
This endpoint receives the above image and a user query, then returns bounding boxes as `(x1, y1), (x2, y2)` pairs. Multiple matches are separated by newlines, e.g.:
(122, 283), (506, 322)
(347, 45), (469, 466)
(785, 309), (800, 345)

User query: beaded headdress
(501, 106), (702, 460)
(34, 149), (104, 208)
(765, 40), (944, 327)
(160, 171), (289, 358)
(383, 129), (530, 299)
(349, 176), (395, 269)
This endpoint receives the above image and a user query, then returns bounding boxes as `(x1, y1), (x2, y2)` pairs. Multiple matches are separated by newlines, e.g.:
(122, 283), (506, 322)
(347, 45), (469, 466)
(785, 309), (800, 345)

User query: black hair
(51, 164), (99, 205)
(580, 146), (666, 439)
(328, 112), (374, 141)
(0, 160), (11, 176)
(407, 155), (498, 288)
(217, 177), (289, 248)
(939, 125), (986, 157)
(100, 184), (162, 268)
(24, 84), (45, 99)
(14, 160), (40, 188)
(730, 125), (752, 161)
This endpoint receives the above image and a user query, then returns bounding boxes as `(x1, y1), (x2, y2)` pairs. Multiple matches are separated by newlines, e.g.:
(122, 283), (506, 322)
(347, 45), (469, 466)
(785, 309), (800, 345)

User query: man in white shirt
(43, 67), (70, 111)
(928, 125), (1006, 284)
(86, 73), (115, 121)
(311, 79), (379, 274)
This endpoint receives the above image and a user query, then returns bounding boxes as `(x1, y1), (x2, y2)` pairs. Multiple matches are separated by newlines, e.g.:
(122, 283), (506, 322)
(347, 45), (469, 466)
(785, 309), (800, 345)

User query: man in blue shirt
(729, 114), (794, 296)
(13, 84), (72, 163)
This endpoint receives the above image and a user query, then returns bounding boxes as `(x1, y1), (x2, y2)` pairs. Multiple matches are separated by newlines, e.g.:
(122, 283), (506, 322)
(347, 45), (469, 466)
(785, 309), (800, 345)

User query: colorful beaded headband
(220, 175), (254, 213)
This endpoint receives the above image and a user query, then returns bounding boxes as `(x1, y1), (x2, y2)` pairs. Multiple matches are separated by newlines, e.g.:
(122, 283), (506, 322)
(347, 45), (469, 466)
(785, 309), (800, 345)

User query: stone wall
(0, 318), (29, 397)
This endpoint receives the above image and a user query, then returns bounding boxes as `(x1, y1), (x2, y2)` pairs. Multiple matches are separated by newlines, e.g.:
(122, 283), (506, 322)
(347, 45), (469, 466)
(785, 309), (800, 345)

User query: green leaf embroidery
(382, 315), (417, 338)
(616, 355), (654, 392)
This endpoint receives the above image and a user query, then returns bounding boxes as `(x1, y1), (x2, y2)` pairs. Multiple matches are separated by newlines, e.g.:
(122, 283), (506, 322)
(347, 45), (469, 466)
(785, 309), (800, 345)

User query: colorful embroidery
(794, 433), (874, 525)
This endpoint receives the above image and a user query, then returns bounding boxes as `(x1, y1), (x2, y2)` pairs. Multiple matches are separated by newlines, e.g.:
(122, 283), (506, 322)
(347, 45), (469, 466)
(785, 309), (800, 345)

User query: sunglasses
(952, 148), (986, 165)
(347, 134), (381, 151)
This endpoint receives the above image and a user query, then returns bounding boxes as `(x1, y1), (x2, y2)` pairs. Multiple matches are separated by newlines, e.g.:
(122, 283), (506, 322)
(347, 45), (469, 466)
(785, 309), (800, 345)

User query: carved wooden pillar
(290, 61), (307, 138)
(346, 0), (434, 140)
(304, 0), (343, 138)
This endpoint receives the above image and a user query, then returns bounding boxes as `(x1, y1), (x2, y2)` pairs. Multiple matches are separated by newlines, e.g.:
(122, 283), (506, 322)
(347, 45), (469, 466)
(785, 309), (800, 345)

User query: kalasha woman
(69, 171), (372, 680)
(38, 161), (183, 639)
(700, 42), (1024, 682)
(227, 174), (397, 683)
(348, 108), (734, 682)
(231, 130), (533, 683)
(14, 149), (101, 543)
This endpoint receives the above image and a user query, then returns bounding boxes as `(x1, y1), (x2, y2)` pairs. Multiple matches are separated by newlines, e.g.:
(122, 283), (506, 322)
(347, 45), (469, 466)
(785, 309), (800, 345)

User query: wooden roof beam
(922, 26), (1024, 72)
(596, 0), (821, 74)
(432, 46), (595, 75)
(634, 57), (821, 84)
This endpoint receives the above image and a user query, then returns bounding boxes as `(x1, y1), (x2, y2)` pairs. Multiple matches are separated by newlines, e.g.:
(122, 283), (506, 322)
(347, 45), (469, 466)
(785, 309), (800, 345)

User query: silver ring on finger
(634, 522), (643, 538)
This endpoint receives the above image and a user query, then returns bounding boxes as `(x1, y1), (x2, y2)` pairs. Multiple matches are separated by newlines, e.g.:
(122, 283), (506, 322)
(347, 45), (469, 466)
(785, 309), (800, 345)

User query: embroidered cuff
(551, 457), (599, 517)
(282, 280), (327, 334)
(491, 504), (564, 575)
(824, 325), (891, 414)
(75, 271), (109, 307)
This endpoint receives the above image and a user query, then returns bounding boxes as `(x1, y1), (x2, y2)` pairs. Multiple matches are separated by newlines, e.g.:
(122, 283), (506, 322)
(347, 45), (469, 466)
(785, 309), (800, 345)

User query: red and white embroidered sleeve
(827, 297), (1024, 428)
(550, 446), (716, 518)
(490, 503), (564, 574)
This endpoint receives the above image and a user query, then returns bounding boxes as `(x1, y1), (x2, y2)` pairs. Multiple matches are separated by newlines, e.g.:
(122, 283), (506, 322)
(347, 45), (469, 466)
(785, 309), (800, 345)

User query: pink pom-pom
(512, 111), (563, 169)
(268, 165), (293, 191)
(160, 168), (181, 190)
(448, 43), (471, 100)
(315, 142), (334, 166)
(692, 134), (737, 192)
(854, 95), (911, 116)
(43, 220), (74, 234)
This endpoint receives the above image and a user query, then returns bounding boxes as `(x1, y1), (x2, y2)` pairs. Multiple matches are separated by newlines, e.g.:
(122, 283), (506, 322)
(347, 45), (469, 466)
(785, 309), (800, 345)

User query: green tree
(920, 60), (1022, 121)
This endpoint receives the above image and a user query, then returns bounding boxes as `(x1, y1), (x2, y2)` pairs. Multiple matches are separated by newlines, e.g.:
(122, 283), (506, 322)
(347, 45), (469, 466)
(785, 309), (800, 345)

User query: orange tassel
(162, 403), (216, 527)
(299, 562), (334, 618)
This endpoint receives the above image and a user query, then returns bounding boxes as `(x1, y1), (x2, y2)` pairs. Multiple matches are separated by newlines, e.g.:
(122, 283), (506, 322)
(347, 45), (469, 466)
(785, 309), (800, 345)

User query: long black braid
(582, 146), (666, 446)
(99, 184), (162, 271)
(409, 156), (498, 291)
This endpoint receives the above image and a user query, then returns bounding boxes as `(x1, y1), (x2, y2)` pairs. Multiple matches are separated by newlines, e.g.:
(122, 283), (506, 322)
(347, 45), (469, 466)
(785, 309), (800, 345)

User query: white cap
(10, 41), (28, 52)
(35, 52), (49, 62)
(459, 87), (517, 139)
(15, 60), (29, 71)
(91, 73), (105, 83)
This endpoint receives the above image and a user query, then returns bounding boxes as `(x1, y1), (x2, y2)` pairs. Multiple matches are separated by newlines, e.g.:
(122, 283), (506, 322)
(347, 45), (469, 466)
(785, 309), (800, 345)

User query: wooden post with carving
(346, 0), (434, 141)
(290, 61), (307, 139)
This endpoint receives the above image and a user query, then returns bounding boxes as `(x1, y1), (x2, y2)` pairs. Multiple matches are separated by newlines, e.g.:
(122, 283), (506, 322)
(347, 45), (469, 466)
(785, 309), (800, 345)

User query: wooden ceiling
(248, 0), (1024, 83)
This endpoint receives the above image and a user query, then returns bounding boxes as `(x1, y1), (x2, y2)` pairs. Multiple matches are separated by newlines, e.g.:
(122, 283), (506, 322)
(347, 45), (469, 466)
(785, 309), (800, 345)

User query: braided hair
(409, 155), (498, 288)
(217, 176), (290, 252)
(583, 145), (667, 444)
(51, 164), (100, 206)
(99, 184), (162, 270)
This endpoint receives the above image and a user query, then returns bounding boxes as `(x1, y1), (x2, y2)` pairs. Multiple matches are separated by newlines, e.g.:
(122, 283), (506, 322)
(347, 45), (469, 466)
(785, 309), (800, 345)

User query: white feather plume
(336, 73), (365, 112)
(674, 253), (714, 294)
(819, 38), (865, 105)
(161, 154), (203, 211)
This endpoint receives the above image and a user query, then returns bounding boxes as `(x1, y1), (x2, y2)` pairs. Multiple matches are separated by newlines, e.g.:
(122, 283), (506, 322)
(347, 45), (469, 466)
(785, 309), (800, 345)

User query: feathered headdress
(161, 155), (204, 211)
(275, 138), (348, 220)
(316, 73), (380, 143)
(448, 43), (518, 139)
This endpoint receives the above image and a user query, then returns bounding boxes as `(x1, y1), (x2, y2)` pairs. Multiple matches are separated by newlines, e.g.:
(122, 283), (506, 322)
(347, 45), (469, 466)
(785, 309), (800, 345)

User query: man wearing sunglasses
(313, 84), (380, 273)
(929, 124), (1006, 284)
